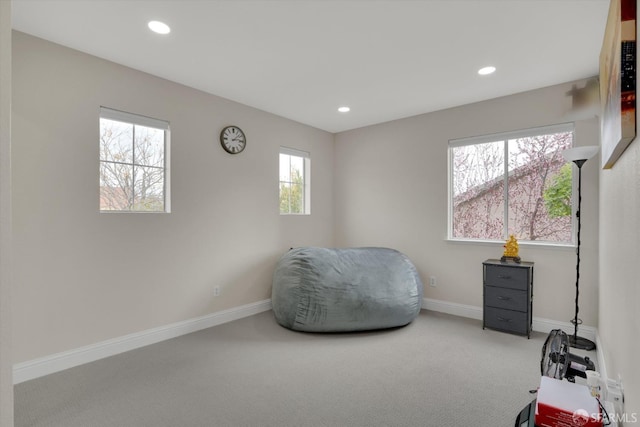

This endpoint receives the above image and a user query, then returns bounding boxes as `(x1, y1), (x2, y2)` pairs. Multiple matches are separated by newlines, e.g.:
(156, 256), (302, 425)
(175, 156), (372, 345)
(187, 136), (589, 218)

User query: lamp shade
(562, 146), (599, 162)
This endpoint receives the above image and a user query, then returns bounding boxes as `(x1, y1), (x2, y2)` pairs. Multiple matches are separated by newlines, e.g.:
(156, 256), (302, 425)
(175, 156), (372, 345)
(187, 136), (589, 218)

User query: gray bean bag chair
(271, 247), (423, 332)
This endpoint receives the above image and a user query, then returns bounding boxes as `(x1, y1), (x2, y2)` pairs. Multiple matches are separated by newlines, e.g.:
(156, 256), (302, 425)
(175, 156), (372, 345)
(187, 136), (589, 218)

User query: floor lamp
(562, 145), (599, 351)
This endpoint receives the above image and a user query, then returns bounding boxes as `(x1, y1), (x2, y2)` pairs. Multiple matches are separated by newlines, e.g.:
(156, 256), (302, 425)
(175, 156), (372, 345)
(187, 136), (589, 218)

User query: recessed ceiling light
(478, 66), (496, 76)
(148, 20), (171, 35)
(338, 106), (350, 113)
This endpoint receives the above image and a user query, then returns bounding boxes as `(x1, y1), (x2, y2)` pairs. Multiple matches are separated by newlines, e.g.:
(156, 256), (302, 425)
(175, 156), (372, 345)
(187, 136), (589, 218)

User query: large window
(279, 147), (310, 215)
(449, 124), (574, 244)
(99, 107), (170, 212)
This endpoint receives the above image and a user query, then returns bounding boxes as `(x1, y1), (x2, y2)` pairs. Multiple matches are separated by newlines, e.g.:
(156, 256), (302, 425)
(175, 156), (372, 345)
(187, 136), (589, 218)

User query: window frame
(447, 123), (575, 246)
(279, 146), (311, 215)
(99, 107), (171, 213)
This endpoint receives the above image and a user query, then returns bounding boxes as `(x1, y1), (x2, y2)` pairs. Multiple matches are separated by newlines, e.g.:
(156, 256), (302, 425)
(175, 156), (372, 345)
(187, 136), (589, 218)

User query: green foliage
(280, 168), (304, 214)
(543, 163), (572, 218)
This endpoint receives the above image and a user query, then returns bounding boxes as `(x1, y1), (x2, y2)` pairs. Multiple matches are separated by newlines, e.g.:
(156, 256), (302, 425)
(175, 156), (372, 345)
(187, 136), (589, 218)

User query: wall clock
(220, 125), (246, 154)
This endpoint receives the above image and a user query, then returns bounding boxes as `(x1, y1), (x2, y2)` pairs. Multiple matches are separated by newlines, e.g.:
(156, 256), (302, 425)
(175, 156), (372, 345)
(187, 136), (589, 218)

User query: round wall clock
(220, 125), (246, 154)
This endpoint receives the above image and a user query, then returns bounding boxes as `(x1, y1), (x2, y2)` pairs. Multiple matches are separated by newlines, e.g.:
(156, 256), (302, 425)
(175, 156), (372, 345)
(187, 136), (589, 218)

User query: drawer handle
(497, 275), (512, 280)
(497, 296), (511, 301)
(497, 317), (512, 323)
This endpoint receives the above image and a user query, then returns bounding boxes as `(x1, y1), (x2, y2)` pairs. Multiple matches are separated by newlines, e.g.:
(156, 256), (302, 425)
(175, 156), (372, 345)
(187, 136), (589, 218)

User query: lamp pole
(568, 159), (595, 351)
(562, 145), (599, 351)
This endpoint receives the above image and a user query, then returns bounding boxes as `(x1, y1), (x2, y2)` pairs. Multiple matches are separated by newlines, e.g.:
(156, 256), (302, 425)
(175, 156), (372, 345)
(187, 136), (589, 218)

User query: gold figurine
(501, 235), (521, 263)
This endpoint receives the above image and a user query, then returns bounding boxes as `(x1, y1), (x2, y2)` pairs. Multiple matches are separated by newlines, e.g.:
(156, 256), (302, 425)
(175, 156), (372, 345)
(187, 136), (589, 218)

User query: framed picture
(600, 0), (636, 169)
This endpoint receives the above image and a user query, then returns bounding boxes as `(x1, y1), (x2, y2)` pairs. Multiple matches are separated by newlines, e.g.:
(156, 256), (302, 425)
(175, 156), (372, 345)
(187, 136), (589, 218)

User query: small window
(449, 123), (574, 244)
(99, 107), (170, 212)
(279, 147), (310, 215)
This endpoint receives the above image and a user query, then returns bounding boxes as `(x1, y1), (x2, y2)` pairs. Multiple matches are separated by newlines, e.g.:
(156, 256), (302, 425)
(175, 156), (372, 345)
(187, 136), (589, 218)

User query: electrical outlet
(606, 377), (624, 414)
(429, 276), (437, 287)
(213, 286), (221, 297)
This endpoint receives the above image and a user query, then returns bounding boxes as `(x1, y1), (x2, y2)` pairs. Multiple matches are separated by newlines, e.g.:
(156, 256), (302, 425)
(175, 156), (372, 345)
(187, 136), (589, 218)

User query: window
(448, 123), (574, 244)
(99, 107), (170, 212)
(279, 147), (310, 214)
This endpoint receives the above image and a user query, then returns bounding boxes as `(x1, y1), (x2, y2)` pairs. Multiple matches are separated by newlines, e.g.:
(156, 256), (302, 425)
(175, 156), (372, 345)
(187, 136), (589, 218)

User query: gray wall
(0, 2), (13, 426)
(599, 134), (640, 420)
(334, 81), (600, 328)
(11, 32), (335, 363)
(598, 20), (640, 416)
(11, 10), (639, 419)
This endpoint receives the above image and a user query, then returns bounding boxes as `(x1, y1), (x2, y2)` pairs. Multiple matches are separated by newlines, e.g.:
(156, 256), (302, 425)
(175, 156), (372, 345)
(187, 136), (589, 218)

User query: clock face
(220, 126), (246, 154)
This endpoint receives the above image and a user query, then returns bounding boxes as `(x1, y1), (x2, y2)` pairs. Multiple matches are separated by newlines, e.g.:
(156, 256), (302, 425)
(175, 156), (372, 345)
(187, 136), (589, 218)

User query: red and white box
(535, 376), (602, 427)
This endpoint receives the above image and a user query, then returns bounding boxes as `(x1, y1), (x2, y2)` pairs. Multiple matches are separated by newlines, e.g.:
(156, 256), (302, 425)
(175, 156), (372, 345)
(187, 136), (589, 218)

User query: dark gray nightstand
(483, 259), (534, 338)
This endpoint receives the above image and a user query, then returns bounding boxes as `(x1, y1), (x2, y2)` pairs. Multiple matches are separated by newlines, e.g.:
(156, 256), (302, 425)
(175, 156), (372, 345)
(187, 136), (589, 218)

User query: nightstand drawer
(485, 285), (527, 312)
(484, 265), (528, 290)
(484, 307), (528, 334)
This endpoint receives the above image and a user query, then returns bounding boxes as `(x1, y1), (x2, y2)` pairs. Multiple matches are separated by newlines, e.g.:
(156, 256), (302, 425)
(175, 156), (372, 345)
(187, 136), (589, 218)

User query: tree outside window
(279, 148), (310, 215)
(450, 126), (574, 244)
(99, 108), (169, 212)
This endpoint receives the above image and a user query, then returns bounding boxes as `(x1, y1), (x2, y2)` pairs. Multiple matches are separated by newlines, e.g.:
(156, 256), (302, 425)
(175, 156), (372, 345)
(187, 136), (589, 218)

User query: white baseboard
(14, 297), (600, 385)
(13, 299), (272, 384)
(422, 297), (483, 320)
(595, 331), (608, 384)
(422, 297), (597, 342)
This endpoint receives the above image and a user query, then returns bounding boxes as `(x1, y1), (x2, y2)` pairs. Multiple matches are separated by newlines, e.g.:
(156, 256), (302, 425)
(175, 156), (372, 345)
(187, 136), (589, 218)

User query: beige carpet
(15, 310), (576, 427)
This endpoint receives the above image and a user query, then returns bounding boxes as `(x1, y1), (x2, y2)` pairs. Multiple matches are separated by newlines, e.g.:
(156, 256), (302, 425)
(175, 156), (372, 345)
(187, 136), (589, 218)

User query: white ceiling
(11, 0), (610, 133)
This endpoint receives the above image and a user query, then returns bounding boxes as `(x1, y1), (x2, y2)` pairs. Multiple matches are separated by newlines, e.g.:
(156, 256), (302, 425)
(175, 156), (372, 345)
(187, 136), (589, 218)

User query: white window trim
(279, 147), (311, 215)
(448, 123), (574, 148)
(447, 122), (575, 246)
(99, 107), (171, 213)
(100, 107), (169, 131)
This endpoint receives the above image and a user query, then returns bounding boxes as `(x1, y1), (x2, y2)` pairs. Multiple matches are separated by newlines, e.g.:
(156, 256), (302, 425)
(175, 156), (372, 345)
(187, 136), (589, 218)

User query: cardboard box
(535, 376), (602, 427)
